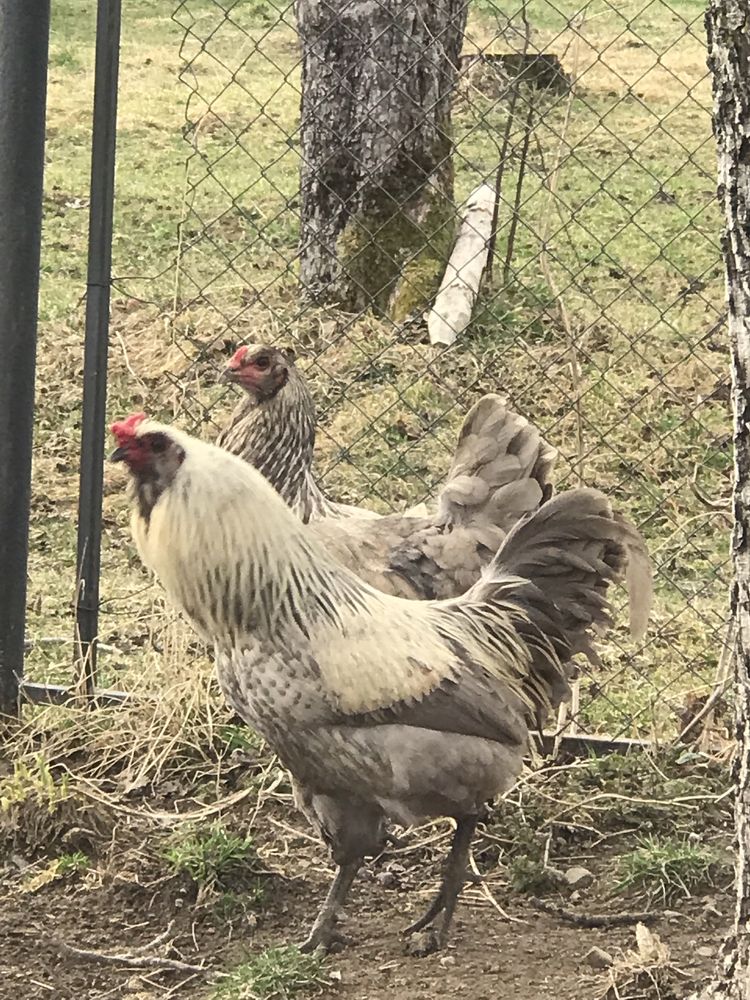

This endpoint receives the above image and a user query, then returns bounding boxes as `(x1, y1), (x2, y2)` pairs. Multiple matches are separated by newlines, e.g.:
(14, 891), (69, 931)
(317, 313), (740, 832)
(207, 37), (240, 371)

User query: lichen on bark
(336, 149), (456, 320)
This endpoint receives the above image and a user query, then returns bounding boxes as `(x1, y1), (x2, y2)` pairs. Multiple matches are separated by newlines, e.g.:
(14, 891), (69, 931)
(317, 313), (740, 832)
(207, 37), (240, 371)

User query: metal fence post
(75, 0), (122, 694)
(0, 1), (51, 716)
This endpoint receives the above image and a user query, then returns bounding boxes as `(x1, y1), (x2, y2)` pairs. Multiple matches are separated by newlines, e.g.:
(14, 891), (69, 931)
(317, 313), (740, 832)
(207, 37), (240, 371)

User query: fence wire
(29, 0), (731, 748)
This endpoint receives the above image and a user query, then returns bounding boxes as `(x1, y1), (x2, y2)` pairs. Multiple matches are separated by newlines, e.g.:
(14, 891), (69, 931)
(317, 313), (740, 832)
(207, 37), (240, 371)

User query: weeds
(214, 889), (264, 921)
(218, 724), (264, 755)
(55, 850), (90, 876)
(0, 753), (110, 853)
(213, 947), (328, 1000)
(614, 835), (726, 903)
(0, 754), (70, 811)
(18, 851), (91, 893)
(508, 856), (562, 895)
(165, 821), (258, 890)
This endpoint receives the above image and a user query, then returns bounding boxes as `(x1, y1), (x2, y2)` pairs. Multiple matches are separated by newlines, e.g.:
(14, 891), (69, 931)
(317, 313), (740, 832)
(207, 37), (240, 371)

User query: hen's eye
(254, 356), (270, 371)
(148, 434), (167, 454)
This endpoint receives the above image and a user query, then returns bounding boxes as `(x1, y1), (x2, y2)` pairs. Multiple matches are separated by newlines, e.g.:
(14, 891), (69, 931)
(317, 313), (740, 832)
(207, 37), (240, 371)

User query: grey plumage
(113, 416), (653, 954)
(219, 344), (558, 599)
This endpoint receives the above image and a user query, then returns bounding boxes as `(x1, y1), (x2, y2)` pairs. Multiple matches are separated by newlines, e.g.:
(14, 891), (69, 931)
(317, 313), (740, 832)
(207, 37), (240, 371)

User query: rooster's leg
(299, 858), (361, 954)
(403, 814), (479, 953)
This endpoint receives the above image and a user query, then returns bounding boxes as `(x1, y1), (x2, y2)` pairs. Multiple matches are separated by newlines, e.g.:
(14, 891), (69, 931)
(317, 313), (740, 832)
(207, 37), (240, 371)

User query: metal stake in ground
(0, 1), (51, 717)
(75, 0), (122, 694)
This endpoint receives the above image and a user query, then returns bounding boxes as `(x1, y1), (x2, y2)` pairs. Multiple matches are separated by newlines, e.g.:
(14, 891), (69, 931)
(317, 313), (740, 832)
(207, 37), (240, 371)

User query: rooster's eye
(254, 356), (270, 371)
(148, 434), (168, 454)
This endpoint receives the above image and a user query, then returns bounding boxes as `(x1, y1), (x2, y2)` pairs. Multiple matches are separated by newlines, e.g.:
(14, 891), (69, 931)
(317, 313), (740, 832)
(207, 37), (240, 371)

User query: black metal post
(75, 0), (122, 693)
(0, 2), (51, 716)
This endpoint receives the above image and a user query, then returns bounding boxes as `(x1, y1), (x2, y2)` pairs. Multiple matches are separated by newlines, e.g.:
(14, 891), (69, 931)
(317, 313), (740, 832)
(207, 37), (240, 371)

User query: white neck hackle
(127, 419), (379, 645)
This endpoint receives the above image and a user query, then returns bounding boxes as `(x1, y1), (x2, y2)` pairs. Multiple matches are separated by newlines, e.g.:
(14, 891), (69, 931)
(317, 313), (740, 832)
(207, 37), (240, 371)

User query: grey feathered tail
(463, 489), (652, 725)
(437, 394), (557, 534)
(485, 487), (651, 653)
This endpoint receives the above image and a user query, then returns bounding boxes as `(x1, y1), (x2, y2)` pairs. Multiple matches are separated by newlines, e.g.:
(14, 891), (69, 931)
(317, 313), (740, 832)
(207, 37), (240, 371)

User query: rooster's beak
(109, 446), (127, 463)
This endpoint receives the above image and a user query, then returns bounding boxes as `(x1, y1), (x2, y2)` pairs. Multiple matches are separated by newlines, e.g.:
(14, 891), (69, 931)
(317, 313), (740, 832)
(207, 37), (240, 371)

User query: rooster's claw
(403, 927), (442, 957)
(298, 926), (351, 954)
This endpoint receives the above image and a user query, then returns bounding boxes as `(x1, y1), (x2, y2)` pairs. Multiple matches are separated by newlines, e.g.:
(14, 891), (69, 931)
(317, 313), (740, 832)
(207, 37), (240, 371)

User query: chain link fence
(28, 0), (731, 749)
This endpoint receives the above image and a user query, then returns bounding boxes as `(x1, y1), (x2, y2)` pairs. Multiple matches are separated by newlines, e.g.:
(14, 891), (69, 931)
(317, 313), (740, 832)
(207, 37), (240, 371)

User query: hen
(218, 344), (375, 521)
(219, 344), (558, 599)
(112, 413), (652, 954)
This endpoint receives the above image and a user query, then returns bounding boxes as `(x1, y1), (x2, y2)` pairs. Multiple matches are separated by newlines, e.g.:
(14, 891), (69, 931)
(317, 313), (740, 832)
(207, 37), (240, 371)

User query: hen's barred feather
(116, 416), (652, 953)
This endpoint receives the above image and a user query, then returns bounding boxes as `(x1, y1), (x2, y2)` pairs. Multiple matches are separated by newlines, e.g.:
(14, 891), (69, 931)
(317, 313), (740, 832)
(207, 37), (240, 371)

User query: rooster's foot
(300, 858), (361, 954)
(298, 924), (350, 955)
(403, 927), (441, 957)
(402, 815), (479, 956)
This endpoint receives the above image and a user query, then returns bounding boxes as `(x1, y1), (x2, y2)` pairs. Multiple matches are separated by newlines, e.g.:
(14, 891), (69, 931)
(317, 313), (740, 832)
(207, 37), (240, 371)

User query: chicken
(218, 344), (558, 600)
(218, 344), (374, 522)
(111, 412), (652, 954)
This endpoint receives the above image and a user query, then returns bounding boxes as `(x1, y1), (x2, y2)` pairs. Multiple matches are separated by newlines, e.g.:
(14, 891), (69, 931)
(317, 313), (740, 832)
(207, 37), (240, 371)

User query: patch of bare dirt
(0, 846), (732, 1000)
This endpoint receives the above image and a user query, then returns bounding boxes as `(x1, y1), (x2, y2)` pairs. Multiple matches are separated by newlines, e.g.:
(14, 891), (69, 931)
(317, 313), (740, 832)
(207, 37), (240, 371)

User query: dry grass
(599, 923), (692, 1000)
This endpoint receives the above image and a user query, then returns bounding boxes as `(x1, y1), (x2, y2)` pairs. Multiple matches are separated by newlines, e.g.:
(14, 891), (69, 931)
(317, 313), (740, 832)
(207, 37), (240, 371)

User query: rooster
(219, 344), (558, 600)
(111, 413), (651, 954)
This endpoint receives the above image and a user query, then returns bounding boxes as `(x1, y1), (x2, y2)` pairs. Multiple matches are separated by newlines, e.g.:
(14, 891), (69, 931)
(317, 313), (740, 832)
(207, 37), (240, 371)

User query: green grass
(487, 749), (731, 899)
(55, 850), (90, 876)
(164, 822), (257, 889)
(614, 835), (727, 903)
(217, 724), (265, 755)
(213, 947), (327, 1000)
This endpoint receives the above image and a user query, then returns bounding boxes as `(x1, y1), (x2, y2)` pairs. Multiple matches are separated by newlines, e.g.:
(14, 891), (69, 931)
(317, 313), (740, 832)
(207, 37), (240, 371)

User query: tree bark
(295, 0), (467, 320)
(699, 1), (750, 997)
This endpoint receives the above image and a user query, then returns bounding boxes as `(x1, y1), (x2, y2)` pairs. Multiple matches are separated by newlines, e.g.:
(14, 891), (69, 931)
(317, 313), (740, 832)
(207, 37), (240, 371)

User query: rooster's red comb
(227, 345), (249, 370)
(110, 412), (147, 446)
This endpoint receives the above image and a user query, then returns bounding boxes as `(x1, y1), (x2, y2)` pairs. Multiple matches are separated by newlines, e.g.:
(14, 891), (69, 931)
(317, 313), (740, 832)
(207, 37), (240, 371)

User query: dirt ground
(0, 831), (733, 1000)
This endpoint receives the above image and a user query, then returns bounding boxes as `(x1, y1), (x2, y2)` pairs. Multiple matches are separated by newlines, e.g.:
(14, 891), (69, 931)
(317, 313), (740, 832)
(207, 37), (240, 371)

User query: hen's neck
(219, 370), (328, 522)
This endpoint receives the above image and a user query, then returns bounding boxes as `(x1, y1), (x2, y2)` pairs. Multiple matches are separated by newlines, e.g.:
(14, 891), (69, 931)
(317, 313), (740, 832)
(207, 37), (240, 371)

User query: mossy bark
(295, 0), (466, 319)
(694, 1), (750, 997)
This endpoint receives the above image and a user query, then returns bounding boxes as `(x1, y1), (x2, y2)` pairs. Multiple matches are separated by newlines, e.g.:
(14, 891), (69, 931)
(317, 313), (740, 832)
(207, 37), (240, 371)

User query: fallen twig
(530, 896), (659, 928)
(690, 461), (731, 513)
(55, 937), (213, 977)
(468, 851), (528, 925)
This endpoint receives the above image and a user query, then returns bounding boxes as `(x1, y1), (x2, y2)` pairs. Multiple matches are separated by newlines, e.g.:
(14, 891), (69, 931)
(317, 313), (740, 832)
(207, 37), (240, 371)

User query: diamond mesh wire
(96, 0), (730, 745)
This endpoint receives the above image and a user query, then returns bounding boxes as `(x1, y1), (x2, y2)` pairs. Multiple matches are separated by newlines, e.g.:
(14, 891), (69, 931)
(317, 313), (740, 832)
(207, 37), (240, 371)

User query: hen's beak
(109, 446), (127, 463)
(219, 366), (240, 384)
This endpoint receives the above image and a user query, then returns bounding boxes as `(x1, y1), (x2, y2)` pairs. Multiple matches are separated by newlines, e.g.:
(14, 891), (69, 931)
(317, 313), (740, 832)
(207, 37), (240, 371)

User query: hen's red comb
(227, 345), (249, 370)
(111, 412), (147, 446)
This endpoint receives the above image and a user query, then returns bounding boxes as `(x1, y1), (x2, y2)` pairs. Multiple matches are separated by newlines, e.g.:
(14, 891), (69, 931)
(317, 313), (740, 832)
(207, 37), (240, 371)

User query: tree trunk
(295, 0), (467, 320)
(699, 1), (750, 997)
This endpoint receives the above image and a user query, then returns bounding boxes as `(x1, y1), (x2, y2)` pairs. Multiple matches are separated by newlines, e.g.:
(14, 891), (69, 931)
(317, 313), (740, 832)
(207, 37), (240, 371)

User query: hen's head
(110, 412), (186, 490)
(221, 344), (293, 402)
